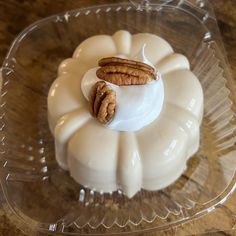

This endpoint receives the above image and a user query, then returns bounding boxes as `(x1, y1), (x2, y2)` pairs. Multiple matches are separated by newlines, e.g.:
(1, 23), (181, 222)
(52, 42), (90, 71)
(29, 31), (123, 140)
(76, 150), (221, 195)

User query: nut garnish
(96, 57), (156, 86)
(89, 81), (116, 124)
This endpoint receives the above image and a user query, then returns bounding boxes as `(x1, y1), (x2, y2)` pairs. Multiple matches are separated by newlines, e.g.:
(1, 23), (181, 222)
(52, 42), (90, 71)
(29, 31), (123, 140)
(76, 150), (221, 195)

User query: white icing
(132, 43), (154, 68)
(48, 30), (204, 198)
(81, 45), (164, 132)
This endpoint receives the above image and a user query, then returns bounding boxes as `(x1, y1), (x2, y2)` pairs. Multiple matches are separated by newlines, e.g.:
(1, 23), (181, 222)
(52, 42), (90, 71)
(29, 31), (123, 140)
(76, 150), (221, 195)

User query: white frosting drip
(81, 45), (164, 132)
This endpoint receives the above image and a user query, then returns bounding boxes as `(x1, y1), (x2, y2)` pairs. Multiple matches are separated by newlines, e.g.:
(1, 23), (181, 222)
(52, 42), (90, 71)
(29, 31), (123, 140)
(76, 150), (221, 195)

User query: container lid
(129, 0), (174, 10)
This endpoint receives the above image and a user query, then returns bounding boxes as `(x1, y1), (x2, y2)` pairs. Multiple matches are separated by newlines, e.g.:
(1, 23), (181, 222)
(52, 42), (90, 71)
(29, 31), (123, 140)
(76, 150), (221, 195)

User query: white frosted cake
(48, 30), (203, 198)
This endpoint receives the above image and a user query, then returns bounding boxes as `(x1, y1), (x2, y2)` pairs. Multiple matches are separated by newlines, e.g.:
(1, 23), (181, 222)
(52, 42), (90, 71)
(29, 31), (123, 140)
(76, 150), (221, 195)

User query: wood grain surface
(0, 0), (236, 235)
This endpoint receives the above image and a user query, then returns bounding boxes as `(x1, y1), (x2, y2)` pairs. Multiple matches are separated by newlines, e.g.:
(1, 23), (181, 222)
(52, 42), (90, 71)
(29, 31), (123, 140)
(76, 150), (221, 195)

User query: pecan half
(96, 57), (156, 86)
(89, 81), (116, 124)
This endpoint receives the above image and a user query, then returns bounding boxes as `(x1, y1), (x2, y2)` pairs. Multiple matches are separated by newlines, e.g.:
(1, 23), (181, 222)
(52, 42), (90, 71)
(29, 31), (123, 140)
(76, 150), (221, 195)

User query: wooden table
(0, 0), (236, 235)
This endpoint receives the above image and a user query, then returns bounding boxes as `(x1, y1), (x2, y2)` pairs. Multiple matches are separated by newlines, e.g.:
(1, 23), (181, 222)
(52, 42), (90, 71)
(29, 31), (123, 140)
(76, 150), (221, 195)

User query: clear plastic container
(0, 0), (236, 235)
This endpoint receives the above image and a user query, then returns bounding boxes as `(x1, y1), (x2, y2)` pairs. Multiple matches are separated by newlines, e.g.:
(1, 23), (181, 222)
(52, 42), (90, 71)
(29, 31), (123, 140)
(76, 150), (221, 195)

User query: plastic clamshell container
(0, 0), (236, 235)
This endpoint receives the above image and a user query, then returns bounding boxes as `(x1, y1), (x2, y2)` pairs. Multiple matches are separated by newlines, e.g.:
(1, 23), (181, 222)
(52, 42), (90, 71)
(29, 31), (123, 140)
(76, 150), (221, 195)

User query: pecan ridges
(96, 57), (156, 86)
(89, 81), (116, 124)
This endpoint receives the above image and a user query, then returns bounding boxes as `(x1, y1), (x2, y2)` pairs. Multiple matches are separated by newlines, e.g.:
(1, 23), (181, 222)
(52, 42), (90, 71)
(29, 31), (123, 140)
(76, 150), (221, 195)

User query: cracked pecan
(96, 57), (156, 86)
(89, 81), (116, 124)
